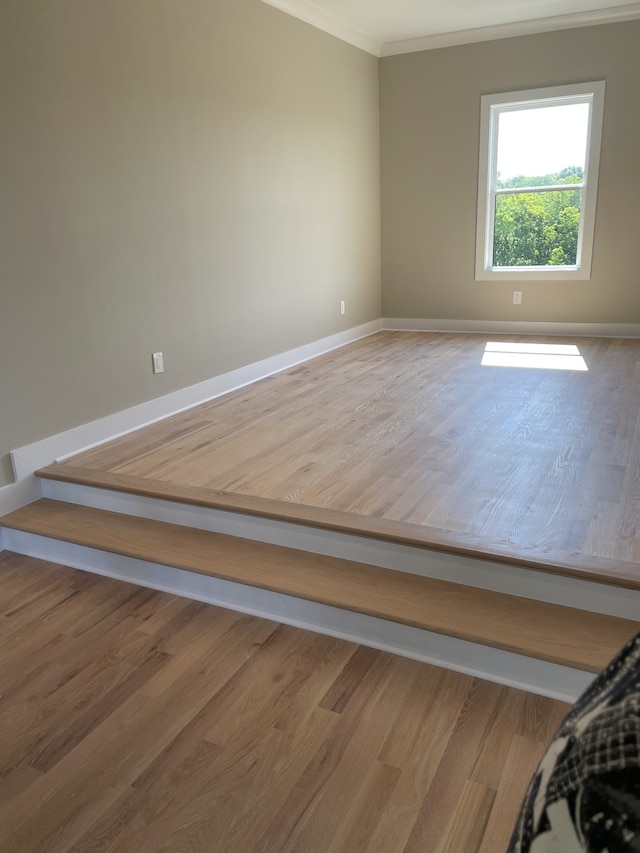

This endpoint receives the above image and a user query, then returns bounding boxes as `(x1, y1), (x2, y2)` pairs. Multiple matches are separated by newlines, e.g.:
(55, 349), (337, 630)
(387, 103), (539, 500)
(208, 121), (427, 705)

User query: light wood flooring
(3, 499), (638, 672)
(0, 551), (570, 853)
(65, 331), (640, 580)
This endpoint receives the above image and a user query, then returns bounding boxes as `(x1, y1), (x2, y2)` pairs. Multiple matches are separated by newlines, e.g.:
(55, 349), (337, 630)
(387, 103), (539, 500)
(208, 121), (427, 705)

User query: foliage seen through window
(493, 166), (583, 267)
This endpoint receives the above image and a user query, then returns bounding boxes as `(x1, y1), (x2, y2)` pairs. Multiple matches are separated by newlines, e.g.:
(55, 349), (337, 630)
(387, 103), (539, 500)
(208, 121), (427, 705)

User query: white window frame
(475, 81), (605, 281)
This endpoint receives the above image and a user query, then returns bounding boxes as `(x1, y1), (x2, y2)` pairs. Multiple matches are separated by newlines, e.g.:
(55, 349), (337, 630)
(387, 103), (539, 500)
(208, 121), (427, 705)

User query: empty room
(1, 0), (640, 850)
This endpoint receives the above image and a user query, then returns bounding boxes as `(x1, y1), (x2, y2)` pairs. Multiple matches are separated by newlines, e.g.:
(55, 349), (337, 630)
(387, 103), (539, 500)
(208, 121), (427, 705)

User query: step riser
(2, 527), (594, 703)
(41, 478), (640, 620)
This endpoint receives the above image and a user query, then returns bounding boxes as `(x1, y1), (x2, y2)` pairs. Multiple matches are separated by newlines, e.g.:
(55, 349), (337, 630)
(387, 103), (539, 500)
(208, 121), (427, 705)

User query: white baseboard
(7, 315), (637, 511)
(3, 527), (593, 703)
(10, 320), (382, 483)
(383, 318), (640, 338)
(0, 476), (41, 545)
(0, 476), (40, 513)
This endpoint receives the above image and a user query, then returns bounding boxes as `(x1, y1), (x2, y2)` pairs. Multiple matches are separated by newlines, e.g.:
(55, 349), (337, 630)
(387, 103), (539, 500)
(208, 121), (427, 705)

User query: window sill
(475, 265), (590, 282)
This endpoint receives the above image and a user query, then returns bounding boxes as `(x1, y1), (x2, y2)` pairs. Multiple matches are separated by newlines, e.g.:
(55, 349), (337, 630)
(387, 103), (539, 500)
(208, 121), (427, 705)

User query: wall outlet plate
(152, 352), (164, 374)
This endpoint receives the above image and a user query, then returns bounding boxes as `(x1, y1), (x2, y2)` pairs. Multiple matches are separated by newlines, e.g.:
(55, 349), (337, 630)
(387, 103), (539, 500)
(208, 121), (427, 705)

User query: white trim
(260, 0), (381, 55)
(380, 4), (640, 56)
(0, 476), (42, 550)
(261, 0), (640, 57)
(2, 528), (593, 702)
(382, 318), (640, 338)
(10, 320), (381, 483)
(475, 81), (605, 282)
(0, 476), (41, 521)
(8, 316), (638, 501)
(41, 478), (640, 620)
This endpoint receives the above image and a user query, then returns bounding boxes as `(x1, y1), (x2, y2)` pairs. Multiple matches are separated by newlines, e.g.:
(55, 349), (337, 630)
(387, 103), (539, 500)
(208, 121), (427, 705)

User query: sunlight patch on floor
(481, 341), (589, 371)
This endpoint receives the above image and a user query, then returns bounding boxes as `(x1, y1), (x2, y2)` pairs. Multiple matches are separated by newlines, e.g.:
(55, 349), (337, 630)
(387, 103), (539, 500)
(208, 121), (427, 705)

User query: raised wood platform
(3, 332), (640, 700)
(34, 461), (640, 590)
(2, 499), (637, 677)
(58, 332), (640, 582)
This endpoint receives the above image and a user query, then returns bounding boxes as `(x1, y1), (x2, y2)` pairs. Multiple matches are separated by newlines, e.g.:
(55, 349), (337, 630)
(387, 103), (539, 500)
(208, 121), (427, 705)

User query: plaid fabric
(508, 632), (640, 852)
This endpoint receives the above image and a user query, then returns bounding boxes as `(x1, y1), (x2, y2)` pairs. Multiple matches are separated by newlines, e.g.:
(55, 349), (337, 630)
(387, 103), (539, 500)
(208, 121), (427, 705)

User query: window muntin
(475, 82), (605, 281)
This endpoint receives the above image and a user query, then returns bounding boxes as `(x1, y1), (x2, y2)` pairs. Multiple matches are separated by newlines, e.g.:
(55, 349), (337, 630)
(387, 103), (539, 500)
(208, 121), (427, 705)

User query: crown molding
(380, 3), (640, 56)
(260, 0), (382, 55)
(262, 0), (640, 58)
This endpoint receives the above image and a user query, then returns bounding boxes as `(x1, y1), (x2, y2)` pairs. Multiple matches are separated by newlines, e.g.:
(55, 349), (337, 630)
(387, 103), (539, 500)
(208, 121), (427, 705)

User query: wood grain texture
(3, 499), (638, 672)
(42, 331), (640, 586)
(478, 734), (551, 853)
(0, 553), (570, 852)
(36, 461), (640, 588)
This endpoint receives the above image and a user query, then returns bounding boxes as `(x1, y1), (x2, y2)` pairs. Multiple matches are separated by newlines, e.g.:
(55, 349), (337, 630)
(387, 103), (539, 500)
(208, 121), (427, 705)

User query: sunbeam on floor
(481, 341), (589, 370)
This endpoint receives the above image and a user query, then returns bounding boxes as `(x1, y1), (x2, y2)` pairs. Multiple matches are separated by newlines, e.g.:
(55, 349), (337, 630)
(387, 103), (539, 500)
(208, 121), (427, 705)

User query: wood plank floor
(0, 551), (570, 853)
(4, 499), (638, 671)
(65, 331), (640, 578)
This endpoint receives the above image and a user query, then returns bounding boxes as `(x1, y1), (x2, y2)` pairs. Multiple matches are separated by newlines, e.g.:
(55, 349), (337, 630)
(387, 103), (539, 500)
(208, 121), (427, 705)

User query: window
(475, 81), (605, 281)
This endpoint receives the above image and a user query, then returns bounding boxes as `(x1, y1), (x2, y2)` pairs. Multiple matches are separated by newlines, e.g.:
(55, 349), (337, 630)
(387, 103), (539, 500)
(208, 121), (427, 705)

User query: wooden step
(36, 462), (640, 590)
(2, 499), (637, 674)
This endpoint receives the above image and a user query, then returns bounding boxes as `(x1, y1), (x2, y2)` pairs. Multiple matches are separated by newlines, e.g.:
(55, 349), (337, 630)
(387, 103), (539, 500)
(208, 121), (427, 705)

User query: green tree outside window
(493, 167), (583, 267)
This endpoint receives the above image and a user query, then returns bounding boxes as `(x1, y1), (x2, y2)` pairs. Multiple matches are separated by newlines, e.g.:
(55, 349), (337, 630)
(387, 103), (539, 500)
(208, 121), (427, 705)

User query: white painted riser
(41, 478), (640, 621)
(2, 527), (593, 704)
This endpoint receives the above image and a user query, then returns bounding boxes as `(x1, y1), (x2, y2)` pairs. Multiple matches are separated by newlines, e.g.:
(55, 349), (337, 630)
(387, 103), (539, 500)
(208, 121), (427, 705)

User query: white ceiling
(261, 0), (640, 55)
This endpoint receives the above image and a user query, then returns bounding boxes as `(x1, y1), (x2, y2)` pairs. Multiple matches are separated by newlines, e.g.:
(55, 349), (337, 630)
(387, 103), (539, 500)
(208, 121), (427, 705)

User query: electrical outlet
(340, 300), (345, 315)
(513, 291), (522, 305)
(152, 352), (164, 374)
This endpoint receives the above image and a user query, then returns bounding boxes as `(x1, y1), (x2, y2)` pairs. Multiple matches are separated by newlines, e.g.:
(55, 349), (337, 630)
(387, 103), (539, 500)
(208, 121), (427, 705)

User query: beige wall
(0, 0), (381, 486)
(3, 9), (638, 490)
(380, 21), (640, 324)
